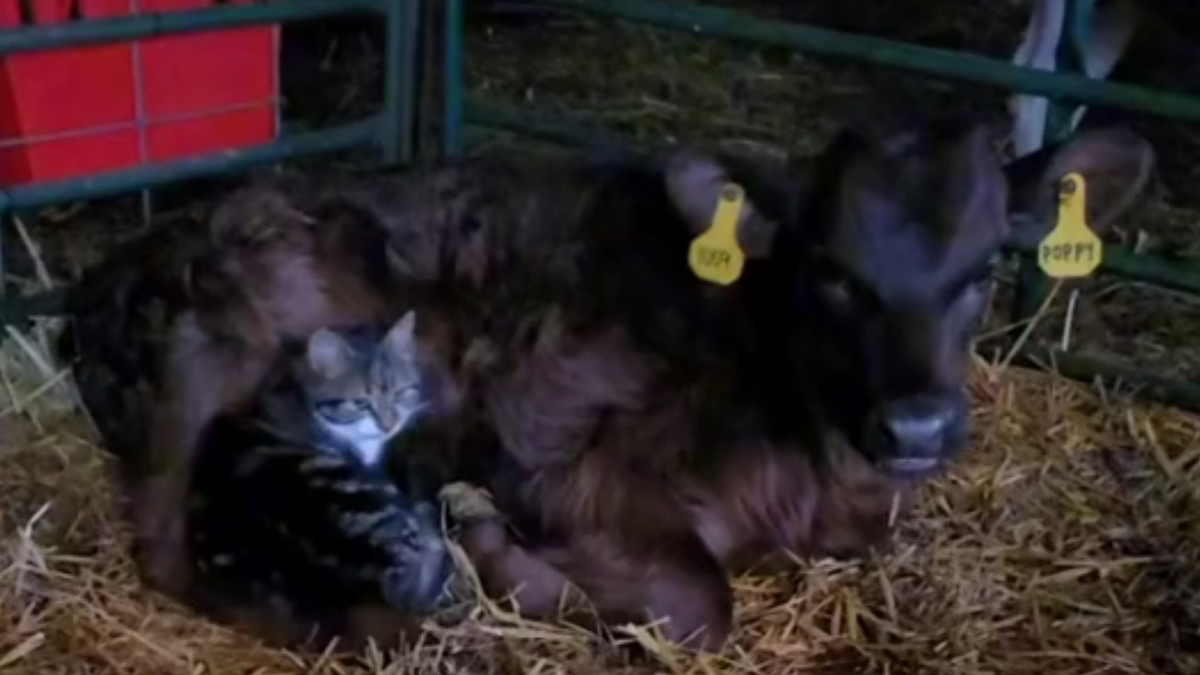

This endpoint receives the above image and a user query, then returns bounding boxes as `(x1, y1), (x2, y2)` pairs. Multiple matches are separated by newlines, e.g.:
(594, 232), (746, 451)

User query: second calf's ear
(1006, 127), (1154, 249)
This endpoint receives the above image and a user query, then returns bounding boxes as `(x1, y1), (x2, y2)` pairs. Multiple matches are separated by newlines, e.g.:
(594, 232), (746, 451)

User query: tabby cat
(295, 308), (429, 469)
(185, 310), (458, 649)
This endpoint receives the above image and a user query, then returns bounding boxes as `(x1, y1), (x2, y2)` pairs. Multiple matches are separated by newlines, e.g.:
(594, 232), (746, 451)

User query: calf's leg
(441, 482), (733, 651)
(686, 446), (911, 576)
(131, 319), (278, 596)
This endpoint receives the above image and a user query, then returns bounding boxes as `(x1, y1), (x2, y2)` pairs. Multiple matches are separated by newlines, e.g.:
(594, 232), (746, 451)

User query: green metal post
(442, 0), (464, 157)
(381, 0), (420, 165)
(411, 0), (443, 160)
(1012, 0), (1098, 322)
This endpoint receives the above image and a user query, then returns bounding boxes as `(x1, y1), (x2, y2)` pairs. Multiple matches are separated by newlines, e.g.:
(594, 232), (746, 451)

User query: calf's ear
(663, 149), (780, 258)
(1005, 127), (1154, 249)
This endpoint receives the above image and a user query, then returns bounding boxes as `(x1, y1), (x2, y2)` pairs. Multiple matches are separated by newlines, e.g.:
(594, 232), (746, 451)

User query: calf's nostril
(871, 395), (967, 476)
(883, 414), (950, 456)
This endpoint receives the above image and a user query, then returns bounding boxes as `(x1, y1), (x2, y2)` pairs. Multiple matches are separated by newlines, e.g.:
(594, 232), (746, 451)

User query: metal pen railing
(0, 0), (420, 325)
(434, 0), (1200, 409)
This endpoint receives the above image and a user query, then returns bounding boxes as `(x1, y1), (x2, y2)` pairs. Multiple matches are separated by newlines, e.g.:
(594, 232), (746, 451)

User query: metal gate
(0, 0), (1198, 410)
(427, 0), (1200, 410)
(0, 0), (420, 323)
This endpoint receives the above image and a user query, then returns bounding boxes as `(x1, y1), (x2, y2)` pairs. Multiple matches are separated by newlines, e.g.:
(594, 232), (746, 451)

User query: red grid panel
(0, 0), (279, 186)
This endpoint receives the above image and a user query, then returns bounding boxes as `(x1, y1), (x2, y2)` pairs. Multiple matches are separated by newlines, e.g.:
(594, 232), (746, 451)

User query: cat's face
(295, 310), (427, 465)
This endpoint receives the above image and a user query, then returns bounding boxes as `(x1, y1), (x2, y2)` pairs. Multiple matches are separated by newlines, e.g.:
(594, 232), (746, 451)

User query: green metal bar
(463, 102), (1200, 413)
(1017, 346), (1200, 413)
(466, 100), (1200, 297)
(512, 0), (1200, 122)
(1035, 244), (1200, 296)
(0, 116), (384, 329)
(410, 0), (437, 160)
(381, 0), (420, 164)
(0, 116), (380, 213)
(0, 0), (428, 329)
(446, 1), (1200, 413)
(0, 0), (388, 55)
(442, 0), (465, 157)
(462, 102), (1200, 412)
(464, 99), (649, 157)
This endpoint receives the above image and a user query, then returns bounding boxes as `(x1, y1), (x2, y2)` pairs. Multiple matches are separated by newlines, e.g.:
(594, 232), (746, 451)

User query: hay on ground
(1, 358), (1198, 675)
(2, 1), (1200, 673)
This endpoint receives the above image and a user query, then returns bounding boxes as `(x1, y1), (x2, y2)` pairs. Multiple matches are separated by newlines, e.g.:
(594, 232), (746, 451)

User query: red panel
(0, 129), (141, 185)
(0, 1), (21, 27)
(0, 47), (137, 138)
(140, 28), (277, 117)
(147, 105), (275, 162)
(140, 0), (276, 118)
(79, 0), (135, 19)
(30, 0), (73, 24)
(0, 0), (279, 185)
(0, 0), (138, 184)
(140, 0), (210, 8)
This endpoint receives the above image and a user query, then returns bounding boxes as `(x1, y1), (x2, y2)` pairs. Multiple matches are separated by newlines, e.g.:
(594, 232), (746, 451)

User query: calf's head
(798, 123), (1153, 478)
(657, 123), (1152, 479)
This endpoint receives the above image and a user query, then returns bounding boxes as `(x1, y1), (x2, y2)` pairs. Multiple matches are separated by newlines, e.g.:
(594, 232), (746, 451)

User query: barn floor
(2, 1), (1200, 673)
(1, 364), (1197, 674)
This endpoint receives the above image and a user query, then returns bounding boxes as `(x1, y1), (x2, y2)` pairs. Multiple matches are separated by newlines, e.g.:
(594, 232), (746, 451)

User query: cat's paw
(438, 482), (497, 523)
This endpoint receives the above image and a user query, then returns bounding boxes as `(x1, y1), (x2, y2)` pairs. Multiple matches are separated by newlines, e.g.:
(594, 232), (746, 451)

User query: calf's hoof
(133, 524), (192, 596)
(667, 617), (732, 654)
(129, 476), (193, 595)
(438, 481), (498, 523)
(645, 568), (734, 654)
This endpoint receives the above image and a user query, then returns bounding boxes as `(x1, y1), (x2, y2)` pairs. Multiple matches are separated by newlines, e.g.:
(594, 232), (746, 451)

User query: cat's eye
(819, 278), (853, 308)
(815, 270), (881, 315)
(315, 398), (370, 424)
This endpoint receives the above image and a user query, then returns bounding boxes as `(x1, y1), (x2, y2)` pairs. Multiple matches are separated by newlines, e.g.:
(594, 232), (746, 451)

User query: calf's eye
(316, 398), (370, 424)
(820, 279), (853, 308)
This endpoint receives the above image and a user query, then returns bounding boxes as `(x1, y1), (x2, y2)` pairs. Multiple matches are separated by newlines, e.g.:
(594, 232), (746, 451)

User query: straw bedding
(2, 1), (1199, 673)
(2, 351), (1197, 674)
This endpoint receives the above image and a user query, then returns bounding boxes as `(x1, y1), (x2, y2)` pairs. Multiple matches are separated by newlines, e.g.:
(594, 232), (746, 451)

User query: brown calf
(60, 120), (1150, 652)
(381, 122), (1154, 651)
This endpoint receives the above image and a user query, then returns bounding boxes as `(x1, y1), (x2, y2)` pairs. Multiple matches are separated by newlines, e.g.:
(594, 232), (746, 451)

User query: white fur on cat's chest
(317, 415), (397, 467)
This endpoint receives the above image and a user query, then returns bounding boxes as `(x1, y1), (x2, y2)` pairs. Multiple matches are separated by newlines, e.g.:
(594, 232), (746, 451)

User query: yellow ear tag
(1037, 172), (1102, 279)
(688, 183), (746, 286)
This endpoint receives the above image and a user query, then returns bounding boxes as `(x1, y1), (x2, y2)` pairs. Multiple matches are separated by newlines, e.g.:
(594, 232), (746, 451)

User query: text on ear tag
(1038, 172), (1102, 279)
(688, 183), (746, 286)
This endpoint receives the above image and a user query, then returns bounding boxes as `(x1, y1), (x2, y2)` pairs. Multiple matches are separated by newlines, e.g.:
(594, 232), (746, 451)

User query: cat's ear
(382, 310), (417, 356)
(307, 329), (355, 379)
